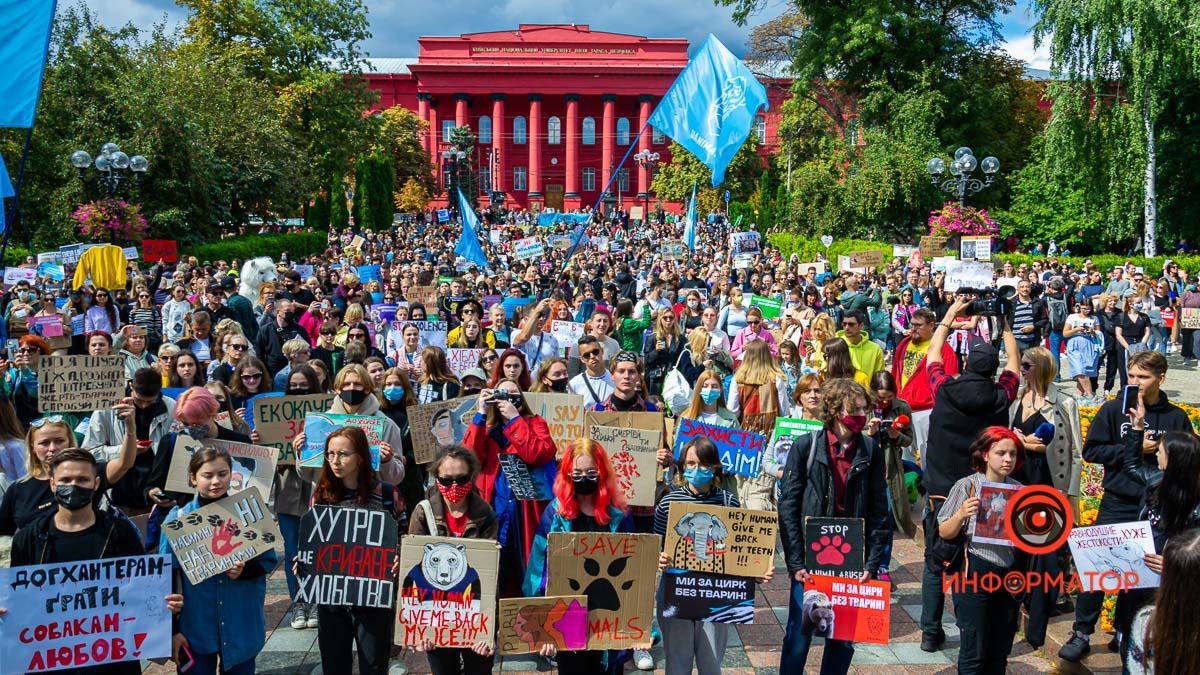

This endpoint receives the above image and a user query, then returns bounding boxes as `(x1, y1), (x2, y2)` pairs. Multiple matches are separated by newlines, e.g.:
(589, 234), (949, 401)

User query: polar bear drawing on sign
(401, 542), (482, 609)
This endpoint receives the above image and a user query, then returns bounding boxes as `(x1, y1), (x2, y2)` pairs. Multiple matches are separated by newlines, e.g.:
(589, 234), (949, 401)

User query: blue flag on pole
(0, 0), (57, 128)
(648, 34), (768, 186)
(683, 181), (697, 252)
(0, 153), (13, 235)
(454, 189), (489, 270)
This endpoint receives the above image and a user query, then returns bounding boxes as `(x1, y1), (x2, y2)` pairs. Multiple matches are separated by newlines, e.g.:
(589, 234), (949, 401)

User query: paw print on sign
(567, 556), (634, 612)
(811, 535), (852, 566)
(184, 513), (203, 527)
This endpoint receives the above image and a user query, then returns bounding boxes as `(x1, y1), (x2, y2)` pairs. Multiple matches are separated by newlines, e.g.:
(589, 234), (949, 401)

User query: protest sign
(0, 555), (172, 672)
(1068, 521), (1161, 592)
(4, 267), (35, 287)
(526, 392), (588, 456)
(498, 596), (589, 654)
(943, 260), (994, 293)
(369, 303), (398, 325)
(1181, 308), (1200, 330)
(401, 320), (447, 350)
(36, 251), (62, 265)
(164, 436), (279, 496)
(585, 411), (665, 435)
(893, 244), (916, 257)
(501, 296), (533, 320)
(971, 481), (1019, 546)
(161, 486), (281, 584)
(747, 294), (781, 320)
(409, 396), (477, 464)
(446, 348), (485, 379)
(836, 255), (868, 274)
(252, 393), (333, 464)
(397, 535), (500, 648)
(770, 416), (823, 445)
(931, 255), (957, 272)
(436, 209), (450, 223)
(28, 315), (63, 338)
(142, 239), (177, 263)
(796, 261), (827, 275)
(357, 264), (381, 283)
(589, 425), (661, 507)
(732, 253), (755, 270)
(547, 235), (572, 251)
(36, 262), (65, 282)
(513, 238), (545, 261)
(804, 517), (865, 577)
(549, 320), (585, 346)
(919, 235), (949, 254)
(661, 570), (755, 624)
(629, 206), (644, 220)
(672, 417), (766, 478)
(849, 250), (884, 268)
(407, 285), (438, 308)
(659, 240), (686, 260)
(294, 264), (315, 280)
(960, 235), (992, 261)
(121, 247), (138, 261)
(498, 454), (553, 500)
(301, 414), (383, 469)
(295, 505), (399, 608)
(489, 229), (502, 244)
(546, 532), (658, 650)
(38, 355), (125, 412)
(664, 502), (777, 577)
(804, 574), (891, 645)
(349, 235), (366, 250)
(729, 231), (761, 255)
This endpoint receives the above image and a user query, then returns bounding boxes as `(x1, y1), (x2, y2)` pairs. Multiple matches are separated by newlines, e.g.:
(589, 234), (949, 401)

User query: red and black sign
(296, 505), (398, 608)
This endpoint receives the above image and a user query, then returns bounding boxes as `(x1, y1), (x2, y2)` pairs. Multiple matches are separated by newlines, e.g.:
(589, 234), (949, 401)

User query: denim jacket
(522, 499), (632, 597)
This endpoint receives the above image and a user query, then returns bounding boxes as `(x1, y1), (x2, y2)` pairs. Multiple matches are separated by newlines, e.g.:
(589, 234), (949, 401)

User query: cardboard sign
(3, 267), (35, 288)
(589, 425), (661, 507)
(672, 417), (766, 478)
(1180, 308), (1200, 330)
(585, 411), (665, 435)
(796, 261), (827, 275)
(498, 454), (553, 501)
(664, 502), (777, 577)
(38, 355), (125, 412)
(408, 396), (477, 464)
(349, 235), (366, 250)
(1068, 521), (1161, 592)
(295, 505), (399, 608)
(549, 320), (585, 346)
(919, 235), (949, 254)
(629, 206), (644, 220)
(498, 596), (589, 654)
(407, 285), (438, 308)
(771, 416), (823, 444)
(252, 394), (334, 465)
(893, 244), (916, 257)
(164, 436), (279, 496)
(849, 250), (884, 268)
(161, 487), (281, 584)
(300, 413), (383, 470)
(143, 239), (178, 263)
(545, 532), (659, 650)
(396, 535), (500, 648)
(446, 348), (485, 379)
(661, 570), (755, 624)
(513, 238), (545, 261)
(971, 481), (1019, 546)
(943, 260), (994, 293)
(659, 240), (686, 260)
(804, 517), (865, 577)
(526, 392), (588, 456)
(0, 555), (172, 672)
(804, 574), (891, 645)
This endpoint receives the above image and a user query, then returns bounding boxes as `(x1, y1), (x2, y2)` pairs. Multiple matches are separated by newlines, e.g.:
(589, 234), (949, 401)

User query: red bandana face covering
(437, 481), (472, 504)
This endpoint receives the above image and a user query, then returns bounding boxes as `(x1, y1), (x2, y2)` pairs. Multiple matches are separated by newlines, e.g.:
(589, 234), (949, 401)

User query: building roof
(364, 57), (418, 75)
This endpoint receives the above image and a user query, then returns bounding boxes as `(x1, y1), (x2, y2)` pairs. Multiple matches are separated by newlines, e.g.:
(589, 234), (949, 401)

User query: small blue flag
(454, 189), (489, 270)
(649, 34), (768, 186)
(684, 181), (697, 252)
(0, 153), (13, 235)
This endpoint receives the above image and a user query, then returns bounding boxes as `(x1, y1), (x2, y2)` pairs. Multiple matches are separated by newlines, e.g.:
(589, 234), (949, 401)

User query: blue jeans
(1049, 330), (1064, 378)
(1148, 325), (1169, 354)
(878, 486), (894, 574)
(278, 513), (301, 599)
(191, 652), (255, 675)
(781, 576), (855, 674)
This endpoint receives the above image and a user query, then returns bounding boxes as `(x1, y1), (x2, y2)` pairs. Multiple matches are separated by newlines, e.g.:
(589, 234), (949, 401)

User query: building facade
(363, 24), (788, 211)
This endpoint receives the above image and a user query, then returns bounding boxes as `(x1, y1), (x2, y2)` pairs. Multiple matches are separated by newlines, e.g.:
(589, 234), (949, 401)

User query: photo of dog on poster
(971, 481), (1020, 546)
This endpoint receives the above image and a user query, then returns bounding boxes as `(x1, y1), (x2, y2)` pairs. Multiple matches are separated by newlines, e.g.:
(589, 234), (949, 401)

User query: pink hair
(174, 386), (220, 424)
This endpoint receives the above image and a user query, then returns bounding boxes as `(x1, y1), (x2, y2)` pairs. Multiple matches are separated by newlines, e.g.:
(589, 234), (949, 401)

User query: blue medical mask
(684, 467), (714, 489)
(700, 388), (721, 405)
(383, 385), (405, 402)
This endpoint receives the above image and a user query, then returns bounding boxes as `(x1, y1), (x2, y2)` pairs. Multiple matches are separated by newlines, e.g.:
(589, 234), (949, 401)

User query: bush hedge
(182, 231), (329, 264)
(767, 233), (1200, 275)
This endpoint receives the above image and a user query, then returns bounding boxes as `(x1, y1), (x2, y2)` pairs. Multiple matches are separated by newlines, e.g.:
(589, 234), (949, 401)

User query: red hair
(19, 334), (51, 355)
(554, 438), (626, 526)
(313, 426), (378, 506)
(487, 347), (532, 391)
(968, 426), (1025, 473)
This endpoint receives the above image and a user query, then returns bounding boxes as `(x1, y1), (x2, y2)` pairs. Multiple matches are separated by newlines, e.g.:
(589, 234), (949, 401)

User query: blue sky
(83, 0), (1050, 69)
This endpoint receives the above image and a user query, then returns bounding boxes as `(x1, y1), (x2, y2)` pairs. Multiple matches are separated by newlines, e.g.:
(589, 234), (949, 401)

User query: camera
(959, 285), (1016, 317)
(491, 389), (520, 403)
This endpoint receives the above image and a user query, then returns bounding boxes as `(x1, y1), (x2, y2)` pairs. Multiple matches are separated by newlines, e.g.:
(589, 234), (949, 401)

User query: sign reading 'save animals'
(38, 355), (125, 412)
(803, 574), (891, 645)
(497, 596), (589, 654)
(546, 533), (659, 650)
(296, 505), (399, 608)
(661, 570), (755, 624)
(165, 437), (278, 497)
(672, 417), (766, 478)
(664, 502), (777, 578)
(396, 535), (500, 648)
(0, 555), (172, 673)
(588, 425), (661, 507)
(252, 394), (333, 464)
(161, 487), (281, 584)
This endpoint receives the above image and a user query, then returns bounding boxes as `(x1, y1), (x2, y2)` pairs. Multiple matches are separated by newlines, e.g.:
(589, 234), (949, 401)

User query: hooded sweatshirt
(924, 370), (1016, 497)
(837, 330), (885, 378)
(1083, 393), (1191, 502)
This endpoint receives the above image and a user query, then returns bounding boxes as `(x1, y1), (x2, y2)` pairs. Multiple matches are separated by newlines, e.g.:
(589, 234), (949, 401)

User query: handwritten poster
(396, 535), (500, 648)
(588, 425), (661, 507)
(446, 348), (484, 379)
(161, 487), (281, 584)
(664, 502), (777, 577)
(525, 392), (588, 457)
(300, 413), (383, 470)
(498, 596), (589, 654)
(296, 505), (399, 608)
(546, 533), (659, 650)
(38, 356), (125, 412)
(164, 437), (279, 497)
(672, 417), (767, 478)
(408, 396), (477, 464)
(1068, 521), (1160, 592)
(252, 394), (334, 464)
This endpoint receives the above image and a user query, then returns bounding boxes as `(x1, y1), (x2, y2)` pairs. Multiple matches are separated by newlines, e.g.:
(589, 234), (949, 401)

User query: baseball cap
(965, 339), (1000, 376)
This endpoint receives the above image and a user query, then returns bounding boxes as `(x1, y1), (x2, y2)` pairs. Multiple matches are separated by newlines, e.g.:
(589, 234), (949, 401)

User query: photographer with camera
(918, 296), (1021, 653)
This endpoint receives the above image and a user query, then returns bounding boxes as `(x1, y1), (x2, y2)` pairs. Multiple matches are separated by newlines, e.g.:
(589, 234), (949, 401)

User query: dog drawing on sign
(673, 512), (729, 574)
(801, 590), (836, 638)
(401, 542), (481, 609)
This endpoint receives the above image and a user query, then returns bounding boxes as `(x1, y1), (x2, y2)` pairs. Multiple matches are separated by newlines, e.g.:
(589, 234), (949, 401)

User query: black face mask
(287, 387), (311, 396)
(340, 389), (368, 406)
(54, 484), (94, 511)
(548, 377), (569, 393)
(572, 476), (598, 496)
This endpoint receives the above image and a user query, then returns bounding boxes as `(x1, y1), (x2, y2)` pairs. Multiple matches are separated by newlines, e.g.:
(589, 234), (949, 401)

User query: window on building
(652, 127), (665, 145)
(442, 120), (455, 143)
(479, 167), (492, 193)
(582, 117), (596, 145)
(513, 116), (527, 145)
(547, 116), (562, 145)
(513, 167), (527, 191)
(617, 168), (630, 193)
(616, 117), (630, 145)
(756, 115), (766, 144)
(478, 116), (492, 144)
(582, 167), (596, 192)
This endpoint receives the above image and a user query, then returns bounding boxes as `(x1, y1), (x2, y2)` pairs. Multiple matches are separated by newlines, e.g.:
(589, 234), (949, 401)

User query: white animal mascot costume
(240, 257), (278, 304)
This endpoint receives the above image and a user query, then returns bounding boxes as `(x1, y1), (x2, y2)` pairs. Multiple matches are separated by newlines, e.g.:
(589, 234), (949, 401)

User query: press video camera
(957, 285), (1016, 317)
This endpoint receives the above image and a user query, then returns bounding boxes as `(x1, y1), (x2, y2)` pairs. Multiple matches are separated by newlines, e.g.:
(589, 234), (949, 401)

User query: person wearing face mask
(254, 294), (310, 378)
(678, 290), (706, 331)
(777, 378), (890, 673)
(376, 366), (426, 519)
(408, 445), (498, 674)
(530, 357), (571, 393)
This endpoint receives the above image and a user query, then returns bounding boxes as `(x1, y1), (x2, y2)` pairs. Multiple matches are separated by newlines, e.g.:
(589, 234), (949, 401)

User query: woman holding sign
(160, 445), (278, 675)
(0, 335), (52, 427)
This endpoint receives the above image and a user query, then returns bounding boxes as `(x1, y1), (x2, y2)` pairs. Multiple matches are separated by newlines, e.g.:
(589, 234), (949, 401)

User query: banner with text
(161, 487), (281, 584)
(38, 356), (125, 412)
(296, 505), (399, 608)
(672, 417), (766, 478)
(396, 535), (500, 648)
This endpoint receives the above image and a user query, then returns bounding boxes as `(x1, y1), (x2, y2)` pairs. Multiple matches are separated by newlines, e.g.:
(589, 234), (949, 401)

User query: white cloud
(1002, 33), (1053, 71)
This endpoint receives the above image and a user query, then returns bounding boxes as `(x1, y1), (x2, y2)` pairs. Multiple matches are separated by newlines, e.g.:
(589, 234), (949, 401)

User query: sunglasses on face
(229, 344), (249, 351)
(483, 355), (498, 363)
(580, 349), (602, 359)
(437, 475), (472, 487)
(241, 373), (262, 380)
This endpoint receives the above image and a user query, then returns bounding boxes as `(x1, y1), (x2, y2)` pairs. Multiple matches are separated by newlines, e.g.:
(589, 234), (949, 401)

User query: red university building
(363, 24), (789, 211)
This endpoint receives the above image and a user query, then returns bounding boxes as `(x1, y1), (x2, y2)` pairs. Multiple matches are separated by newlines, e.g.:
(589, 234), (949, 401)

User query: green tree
(330, 176), (349, 229)
(368, 107), (434, 194)
(651, 141), (763, 215)
(395, 177), (431, 213)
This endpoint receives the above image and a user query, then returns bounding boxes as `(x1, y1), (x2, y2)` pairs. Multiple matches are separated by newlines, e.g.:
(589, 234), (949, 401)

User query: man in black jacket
(1059, 350), (1191, 662)
(777, 378), (890, 673)
(255, 294), (310, 377)
(1008, 279), (1049, 352)
(920, 297), (1021, 652)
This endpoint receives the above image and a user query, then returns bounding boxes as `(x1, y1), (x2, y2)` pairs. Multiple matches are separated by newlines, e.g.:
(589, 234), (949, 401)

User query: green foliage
(330, 177), (349, 229)
(353, 153), (394, 231)
(395, 178), (431, 213)
(995, 135), (1107, 248)
(652, 141), (762, 215)
(767, 233), (893, 266)
(185, 231), (328, 264)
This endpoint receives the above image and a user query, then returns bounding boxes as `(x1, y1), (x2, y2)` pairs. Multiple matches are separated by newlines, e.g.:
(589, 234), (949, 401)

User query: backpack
(1046, 295), (1068, 331)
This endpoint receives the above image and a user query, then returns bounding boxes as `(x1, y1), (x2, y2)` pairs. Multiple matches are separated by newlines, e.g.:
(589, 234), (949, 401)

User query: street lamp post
(926, 147), (999, 207)
(634, 149), (660, 222)
(70, 142), (149, 197)
(441, 147), (467, 207)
